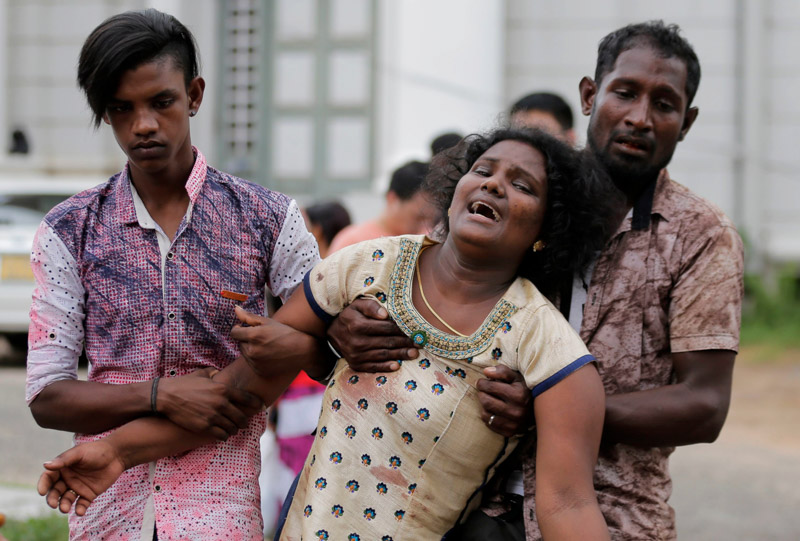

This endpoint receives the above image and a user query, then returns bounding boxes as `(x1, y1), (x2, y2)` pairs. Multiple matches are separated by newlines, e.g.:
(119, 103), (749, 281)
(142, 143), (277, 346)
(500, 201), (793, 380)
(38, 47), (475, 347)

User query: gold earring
(532, 240), (546, 252)
(447, 208), (452, 216)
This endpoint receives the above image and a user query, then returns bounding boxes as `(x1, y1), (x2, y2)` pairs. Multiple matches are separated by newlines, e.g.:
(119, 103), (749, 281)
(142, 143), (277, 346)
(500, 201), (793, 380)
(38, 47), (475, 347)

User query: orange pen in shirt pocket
(220, 289), (248, 302)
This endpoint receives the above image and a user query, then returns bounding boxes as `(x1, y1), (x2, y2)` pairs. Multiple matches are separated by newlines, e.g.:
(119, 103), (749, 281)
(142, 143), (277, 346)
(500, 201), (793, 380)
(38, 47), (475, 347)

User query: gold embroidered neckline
(387, 238), (518, 360)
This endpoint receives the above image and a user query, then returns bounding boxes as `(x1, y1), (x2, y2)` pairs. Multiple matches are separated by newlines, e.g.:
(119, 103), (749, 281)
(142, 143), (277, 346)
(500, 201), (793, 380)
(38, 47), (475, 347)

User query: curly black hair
(424, 127), (614, 295)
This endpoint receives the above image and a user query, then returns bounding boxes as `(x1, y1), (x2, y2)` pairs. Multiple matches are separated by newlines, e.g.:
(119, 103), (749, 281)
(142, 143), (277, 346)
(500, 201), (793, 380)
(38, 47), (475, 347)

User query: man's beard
(587, 126), (673, 201)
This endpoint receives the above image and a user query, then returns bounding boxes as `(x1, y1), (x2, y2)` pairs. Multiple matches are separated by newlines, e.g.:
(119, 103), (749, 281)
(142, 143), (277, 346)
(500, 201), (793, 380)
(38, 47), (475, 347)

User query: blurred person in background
(509, 91), (577, 145)
(302, 201), (351, 258)
(328, 160), (436, 252)
(429, 131), (463, 157)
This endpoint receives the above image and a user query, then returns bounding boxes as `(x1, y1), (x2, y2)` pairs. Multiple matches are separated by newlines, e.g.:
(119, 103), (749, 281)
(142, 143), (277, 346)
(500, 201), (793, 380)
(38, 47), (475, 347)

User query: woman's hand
(38, 441), (126, 516)
(327, 298), (418, 372)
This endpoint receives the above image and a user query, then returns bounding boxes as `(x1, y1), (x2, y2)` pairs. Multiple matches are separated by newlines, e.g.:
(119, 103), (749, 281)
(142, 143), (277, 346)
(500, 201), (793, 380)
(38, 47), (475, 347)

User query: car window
(0, 194), (73, 226)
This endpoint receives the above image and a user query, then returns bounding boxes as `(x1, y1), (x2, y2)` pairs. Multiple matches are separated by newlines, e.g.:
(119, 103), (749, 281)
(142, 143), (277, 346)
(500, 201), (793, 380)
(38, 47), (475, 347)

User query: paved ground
(1, 347), (799, 539)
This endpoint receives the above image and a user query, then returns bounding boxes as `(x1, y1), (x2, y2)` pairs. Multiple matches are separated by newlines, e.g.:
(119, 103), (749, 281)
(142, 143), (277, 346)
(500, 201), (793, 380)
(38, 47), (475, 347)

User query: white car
(0, 177), (101, 335)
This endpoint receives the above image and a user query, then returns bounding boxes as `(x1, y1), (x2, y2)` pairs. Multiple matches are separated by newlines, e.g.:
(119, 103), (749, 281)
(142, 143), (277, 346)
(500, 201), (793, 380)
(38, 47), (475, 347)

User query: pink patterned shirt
(27, 149), (319, 540)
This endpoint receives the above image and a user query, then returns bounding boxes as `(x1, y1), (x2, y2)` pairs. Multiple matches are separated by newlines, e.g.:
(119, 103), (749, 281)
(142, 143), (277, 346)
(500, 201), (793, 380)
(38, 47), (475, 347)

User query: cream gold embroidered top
(282, 235), (593, 541)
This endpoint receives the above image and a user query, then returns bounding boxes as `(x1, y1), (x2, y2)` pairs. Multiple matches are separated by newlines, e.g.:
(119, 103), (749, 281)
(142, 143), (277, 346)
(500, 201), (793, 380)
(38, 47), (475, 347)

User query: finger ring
(68, 489), (78, 496)
(488, 414), (496, 426)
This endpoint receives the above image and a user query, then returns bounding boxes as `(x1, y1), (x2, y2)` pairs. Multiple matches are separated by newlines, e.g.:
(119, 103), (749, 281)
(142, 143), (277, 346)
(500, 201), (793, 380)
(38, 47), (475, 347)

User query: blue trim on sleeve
(303, 270), (334, 325)
(531, 354), (595, 398)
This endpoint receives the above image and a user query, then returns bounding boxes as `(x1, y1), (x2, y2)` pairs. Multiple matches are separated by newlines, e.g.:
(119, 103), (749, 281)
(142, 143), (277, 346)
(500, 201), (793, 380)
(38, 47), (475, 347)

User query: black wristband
(151, 376), (160, 414)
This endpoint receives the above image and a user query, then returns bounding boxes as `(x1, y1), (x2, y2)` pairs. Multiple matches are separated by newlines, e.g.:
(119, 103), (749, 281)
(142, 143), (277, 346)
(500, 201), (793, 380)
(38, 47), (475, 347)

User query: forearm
(604, 383), (729, 447)
(99, 356), (300, 469)
(29, 379), (153, 434)
(538, 504), (609, 541)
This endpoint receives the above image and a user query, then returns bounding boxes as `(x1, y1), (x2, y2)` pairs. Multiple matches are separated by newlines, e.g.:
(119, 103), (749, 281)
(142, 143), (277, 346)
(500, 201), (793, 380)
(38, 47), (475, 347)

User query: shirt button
(154, 485), (161, 492)
(168, 312), (176, 320)
(169, 369), (177, 376)
(167, 251), (175, 260)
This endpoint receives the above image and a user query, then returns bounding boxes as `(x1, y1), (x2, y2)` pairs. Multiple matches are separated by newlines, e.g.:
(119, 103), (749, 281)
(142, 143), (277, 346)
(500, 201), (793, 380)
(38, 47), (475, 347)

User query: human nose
(624, 98), (653, 132)
(132, 108), (158, 136)
(480, 174), (505, 196)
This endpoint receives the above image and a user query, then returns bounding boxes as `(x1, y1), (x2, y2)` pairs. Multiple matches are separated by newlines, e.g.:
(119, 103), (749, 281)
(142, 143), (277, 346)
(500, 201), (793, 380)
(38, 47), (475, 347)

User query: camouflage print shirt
(512, 170), (744, 540)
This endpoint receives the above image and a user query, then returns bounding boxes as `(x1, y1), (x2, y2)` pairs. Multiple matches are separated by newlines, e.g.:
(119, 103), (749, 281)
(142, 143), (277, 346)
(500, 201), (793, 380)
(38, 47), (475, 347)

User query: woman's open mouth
(469, 201), (500, 222)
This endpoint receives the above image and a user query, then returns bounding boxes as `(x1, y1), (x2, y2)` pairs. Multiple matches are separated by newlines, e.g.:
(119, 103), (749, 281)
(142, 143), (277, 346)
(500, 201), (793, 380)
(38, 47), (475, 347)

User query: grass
(739, 266), (800, 361)
(1, 514), (68, 541)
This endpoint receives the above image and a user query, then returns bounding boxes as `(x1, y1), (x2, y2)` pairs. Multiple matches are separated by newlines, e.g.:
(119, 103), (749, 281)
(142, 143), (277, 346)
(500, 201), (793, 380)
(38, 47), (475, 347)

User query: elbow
(688, 393), (730, 443)
(29, 397), (54, 429)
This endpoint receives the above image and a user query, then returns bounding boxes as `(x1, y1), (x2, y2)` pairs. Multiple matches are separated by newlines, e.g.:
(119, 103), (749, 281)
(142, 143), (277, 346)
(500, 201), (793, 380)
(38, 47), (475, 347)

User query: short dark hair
(509, 92), (574, 131)
(424, 128), (613, 294)
(305, 201), (352, 245)
(594, 20), (701, 107)
(389, 160), (430, 200)
(78, 9), (200, 127)
(430, 132), (463, 156)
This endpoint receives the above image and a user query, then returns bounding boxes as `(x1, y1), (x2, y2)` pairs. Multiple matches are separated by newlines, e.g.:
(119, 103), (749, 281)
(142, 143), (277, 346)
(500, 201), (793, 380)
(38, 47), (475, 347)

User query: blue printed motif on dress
(375, 291), (387, 303)
(431, 383), (444, 395)
(418, 358), (430, 369)
(304, 505), (313, 517)
(417, 408), (430, 421)
(385, 402), (398, 415)
(405, 380), (417, 391)
(348, 375), (359, 384)
(394, 510), (405, 521)
(319, 426), (327, 438)
(372, 250), (384, 261)
(315, 478), (327, 490)
(407, 483), (417, 495)
(375, 375), (387, 386)
(376, 482), (387, 495)
(492, 347), (502, 360)
(357, 398), (369, 410)
(364, 276), (375, 287)
(315, 529), (329, 540)
(361, 454), (371, 466)
(389, 456), (402, 469)
(345, 425), (356, 439)
(331, 399), (341, 411)
(329, 451), (342, 464)
(501, 321), (512, 333)
(346, 480), (360, 493)
(364, 508), (377, 521)
(401, 431), (413, 444)
(348, 534), (361, 541)
(331, 505), (344, 518)
(371, 427), (383, 440)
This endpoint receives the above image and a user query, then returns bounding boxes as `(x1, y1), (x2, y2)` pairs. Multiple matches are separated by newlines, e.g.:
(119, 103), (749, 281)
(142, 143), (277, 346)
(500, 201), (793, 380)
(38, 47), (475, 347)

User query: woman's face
(448, 139), (548, 260)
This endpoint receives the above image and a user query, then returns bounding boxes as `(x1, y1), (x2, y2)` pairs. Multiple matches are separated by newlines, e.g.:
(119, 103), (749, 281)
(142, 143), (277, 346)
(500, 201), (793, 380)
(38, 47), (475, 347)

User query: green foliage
(741, 266), (800, 352)
(1, 513), (68, 541)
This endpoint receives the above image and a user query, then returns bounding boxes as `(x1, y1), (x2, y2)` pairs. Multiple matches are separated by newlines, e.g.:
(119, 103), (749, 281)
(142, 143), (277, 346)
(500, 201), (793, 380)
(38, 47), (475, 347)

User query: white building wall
(0, 0), (219, 183)
(373, 0), (505, 188)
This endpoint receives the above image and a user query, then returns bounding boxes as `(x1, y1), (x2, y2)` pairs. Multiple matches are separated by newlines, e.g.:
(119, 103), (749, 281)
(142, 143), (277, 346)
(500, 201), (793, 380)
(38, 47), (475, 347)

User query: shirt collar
(116, 147), (207, 226)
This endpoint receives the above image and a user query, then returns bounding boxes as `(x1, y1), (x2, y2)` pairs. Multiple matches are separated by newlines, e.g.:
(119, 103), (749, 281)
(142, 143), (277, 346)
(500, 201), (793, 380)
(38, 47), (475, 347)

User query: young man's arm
(38, 286), (328, 515)
(534, 364), (609, 540)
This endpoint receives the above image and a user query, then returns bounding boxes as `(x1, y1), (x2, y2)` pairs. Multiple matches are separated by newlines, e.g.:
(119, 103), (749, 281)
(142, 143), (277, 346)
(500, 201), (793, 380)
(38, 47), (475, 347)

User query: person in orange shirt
(328, 160), (437, 252)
